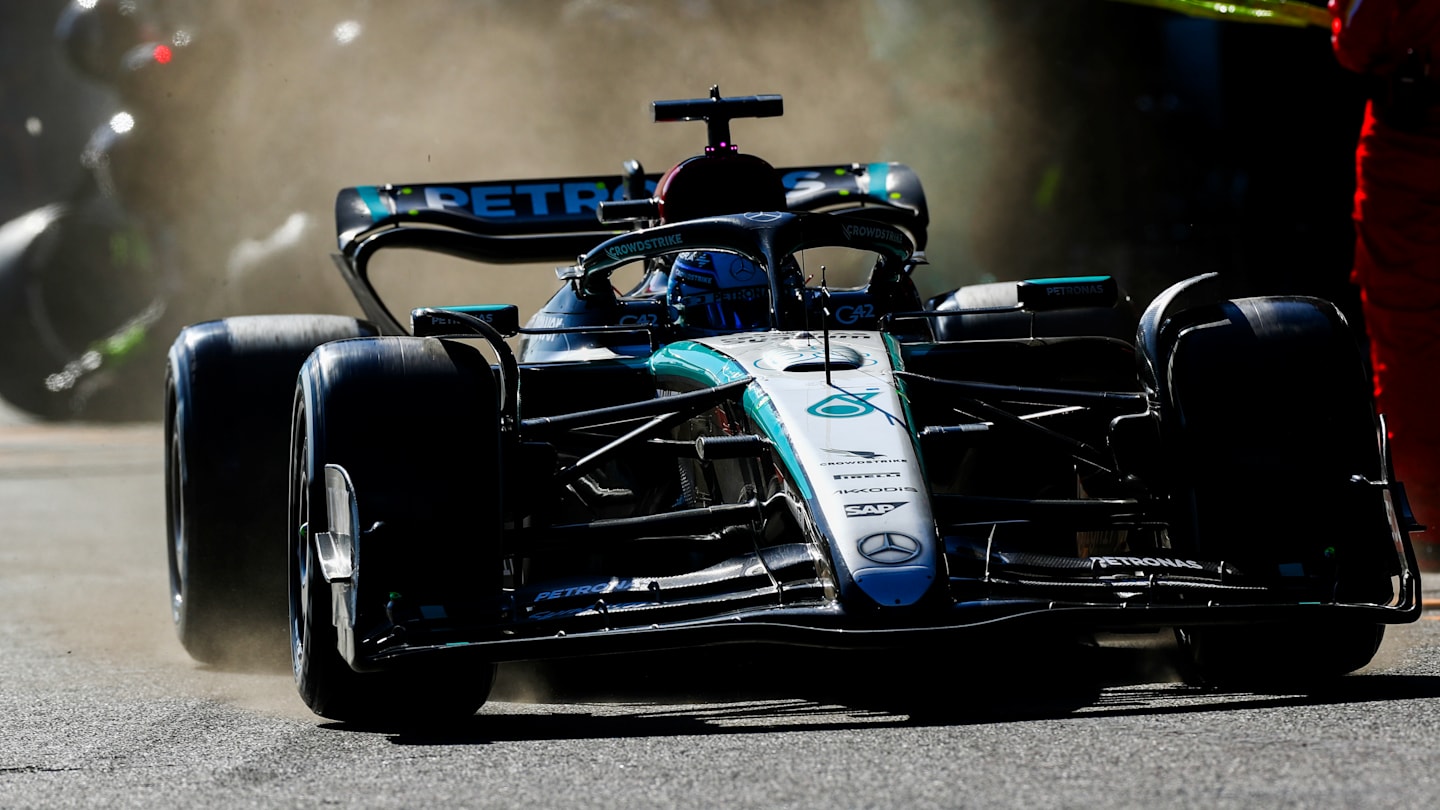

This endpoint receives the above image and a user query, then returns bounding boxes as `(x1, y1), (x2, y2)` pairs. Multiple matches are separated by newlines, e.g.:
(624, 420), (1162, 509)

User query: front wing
(340, 541), (1420, 672)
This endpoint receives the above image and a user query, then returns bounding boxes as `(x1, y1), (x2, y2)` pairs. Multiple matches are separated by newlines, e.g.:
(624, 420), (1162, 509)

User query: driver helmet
(666, 251), (772, 334)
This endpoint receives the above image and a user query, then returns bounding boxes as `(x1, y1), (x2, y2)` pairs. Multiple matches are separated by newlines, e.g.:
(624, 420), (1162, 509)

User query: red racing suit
(1331, 0), (1440, 557)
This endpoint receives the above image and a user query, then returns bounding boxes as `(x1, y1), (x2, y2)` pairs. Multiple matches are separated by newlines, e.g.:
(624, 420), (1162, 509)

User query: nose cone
(852, 566), (934, 607)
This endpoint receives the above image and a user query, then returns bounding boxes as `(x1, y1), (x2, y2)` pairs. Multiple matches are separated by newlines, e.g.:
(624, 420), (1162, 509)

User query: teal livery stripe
(648, 340), (750, 387)
(883, 332), (925, 470)
(867, 163), (890, 200)
(650, 340), (813, 500)
(356, 186), (392, 221)
(1040, 275), (1110, 284)
(742, 385), (813, 501)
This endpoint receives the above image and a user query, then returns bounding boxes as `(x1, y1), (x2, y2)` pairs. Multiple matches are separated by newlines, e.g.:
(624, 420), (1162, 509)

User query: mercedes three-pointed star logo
(724, 254), (757, 282)
(856, 532), (922, 564)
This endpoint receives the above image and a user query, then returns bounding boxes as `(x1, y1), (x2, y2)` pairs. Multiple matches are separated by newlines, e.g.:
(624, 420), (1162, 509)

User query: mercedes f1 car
(165, 88), (1422, 723)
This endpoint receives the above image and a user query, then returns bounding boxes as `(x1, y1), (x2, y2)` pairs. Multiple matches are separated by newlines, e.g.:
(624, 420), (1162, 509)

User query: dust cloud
(135, 0), (1059, 325)
(3, 0), (1118, 422)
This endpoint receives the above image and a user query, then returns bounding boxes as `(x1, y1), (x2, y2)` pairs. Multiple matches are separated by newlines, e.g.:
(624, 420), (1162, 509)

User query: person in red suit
(1331, 0), (1440, 569)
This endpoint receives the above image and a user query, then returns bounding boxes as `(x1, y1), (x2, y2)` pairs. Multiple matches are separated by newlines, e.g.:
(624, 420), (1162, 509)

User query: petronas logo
(808, 392), (880, 418)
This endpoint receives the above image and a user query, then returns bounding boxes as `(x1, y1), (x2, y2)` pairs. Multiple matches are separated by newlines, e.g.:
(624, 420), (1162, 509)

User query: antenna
(821, 265), (832, 387)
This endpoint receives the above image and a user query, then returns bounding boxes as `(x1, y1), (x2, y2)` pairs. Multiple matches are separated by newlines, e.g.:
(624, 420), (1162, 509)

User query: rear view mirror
(1017, 276), (1118, 311)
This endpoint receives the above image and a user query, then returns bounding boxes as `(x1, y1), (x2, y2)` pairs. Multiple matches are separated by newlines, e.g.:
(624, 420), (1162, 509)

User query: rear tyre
(289, 336), (501, 724)
(1161, 297), (1393, 685)
(166, 315), (376, 667)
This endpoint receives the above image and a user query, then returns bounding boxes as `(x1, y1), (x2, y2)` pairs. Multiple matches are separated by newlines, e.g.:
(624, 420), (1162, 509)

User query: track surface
(3, 404), (1440, 809)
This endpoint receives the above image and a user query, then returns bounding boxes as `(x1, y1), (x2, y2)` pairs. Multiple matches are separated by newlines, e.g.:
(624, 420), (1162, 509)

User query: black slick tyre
(165, 315), (376, 668)
(1175, 623), (1384, 689)
(290, 336), (501, 725)
(1161, 296), (1392, 685)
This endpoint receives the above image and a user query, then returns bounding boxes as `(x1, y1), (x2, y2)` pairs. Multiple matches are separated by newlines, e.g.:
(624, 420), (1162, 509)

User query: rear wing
(334, 162), (929, 260)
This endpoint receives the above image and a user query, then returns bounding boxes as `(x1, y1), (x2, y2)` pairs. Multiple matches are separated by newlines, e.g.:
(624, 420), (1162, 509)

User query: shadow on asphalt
(315, 642), (1440, 744)
(1079, 674), (1440, 719)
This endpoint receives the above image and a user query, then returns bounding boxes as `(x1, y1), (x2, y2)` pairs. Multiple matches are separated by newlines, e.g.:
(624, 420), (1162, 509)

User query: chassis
(165, 89), (1421, 722)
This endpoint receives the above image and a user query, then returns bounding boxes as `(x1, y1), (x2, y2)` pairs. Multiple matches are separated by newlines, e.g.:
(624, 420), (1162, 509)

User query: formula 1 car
(165, 88), (1422, 723)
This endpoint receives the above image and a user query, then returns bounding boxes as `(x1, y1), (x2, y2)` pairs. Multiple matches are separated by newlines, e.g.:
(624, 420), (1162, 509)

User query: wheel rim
(164, 389), (186, 627)
(288, 407), (311, 684)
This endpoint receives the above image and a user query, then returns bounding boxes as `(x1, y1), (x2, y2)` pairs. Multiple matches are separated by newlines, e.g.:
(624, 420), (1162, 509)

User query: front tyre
(1160, 296), (1395, 685)
(1175, 623), (1384, 689)
(289, 336), (501, 724)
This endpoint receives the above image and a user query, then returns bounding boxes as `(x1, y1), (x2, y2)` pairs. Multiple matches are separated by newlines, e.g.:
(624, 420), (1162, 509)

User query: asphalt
(4, 402), (1440, 809)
